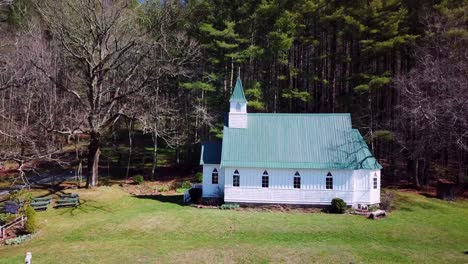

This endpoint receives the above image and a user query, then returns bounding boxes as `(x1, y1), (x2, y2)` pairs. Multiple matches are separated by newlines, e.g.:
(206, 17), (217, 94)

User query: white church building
(200, 76), (382, 207)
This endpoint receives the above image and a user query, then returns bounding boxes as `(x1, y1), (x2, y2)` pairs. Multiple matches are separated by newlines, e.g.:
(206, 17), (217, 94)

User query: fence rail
(0, 215), (26, 239)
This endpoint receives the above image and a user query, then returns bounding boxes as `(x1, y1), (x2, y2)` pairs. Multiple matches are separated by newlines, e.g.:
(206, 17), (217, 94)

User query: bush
(8, 190), (33, 205)
(133, 175), (144, 185)
(380, 191), (395, 210)
(24, 205), (38, 234)
(0, 213), (18, 225)
(157, 184), (170, 193)
(176, 188), (188, 193)
(5, 234), (31, 245)
(188, 188), (202, 203)
(180, 181), (191, 189)
(220, 203), (240, 210)
(330, 198), (347, 214)
(195, 172), (203, 183)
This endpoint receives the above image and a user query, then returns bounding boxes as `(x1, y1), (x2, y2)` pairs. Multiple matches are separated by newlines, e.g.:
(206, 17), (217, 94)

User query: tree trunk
(413, 159), (420, 189)
(86, 132), (101, 188)
(176, 144), (180, 166)
(125, 120), (134, 181)
(457, 149), (465, 185)
(151, 132), (158, 181)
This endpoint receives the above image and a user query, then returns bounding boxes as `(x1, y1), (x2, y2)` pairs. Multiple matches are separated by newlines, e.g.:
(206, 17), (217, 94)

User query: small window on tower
(236, 102), (241, 111)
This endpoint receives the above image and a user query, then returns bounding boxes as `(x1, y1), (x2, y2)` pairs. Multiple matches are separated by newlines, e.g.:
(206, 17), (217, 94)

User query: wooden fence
(0, 215), (26, 239)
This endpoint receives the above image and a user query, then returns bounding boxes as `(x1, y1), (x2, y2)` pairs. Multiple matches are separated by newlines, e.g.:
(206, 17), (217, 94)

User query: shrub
(157, 184), (170, 193)
(0, 213), (18, 225)
(133, 175), (144, 185)
(24, 205), (38, 234)
(176, 188), (188, 193)
(8, 190), (33, 205)
(188, 188), (202, 203)
(5, 234), (31, 245)
(220, 203), (240, 210)
(380, 191), (395, 210)
(330, 198), (347, 214)
(180, 181), (191, 189)
(195, 172), (203, 183)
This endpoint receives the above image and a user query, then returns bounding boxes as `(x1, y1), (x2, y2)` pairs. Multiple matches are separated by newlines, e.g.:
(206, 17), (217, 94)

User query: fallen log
(368, 210), (387, 219)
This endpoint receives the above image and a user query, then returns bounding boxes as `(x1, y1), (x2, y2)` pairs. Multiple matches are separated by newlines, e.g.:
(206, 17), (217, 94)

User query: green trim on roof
(229, 77), (247, 102)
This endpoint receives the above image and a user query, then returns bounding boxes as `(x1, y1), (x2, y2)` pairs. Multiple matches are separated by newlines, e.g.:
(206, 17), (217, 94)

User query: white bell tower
(228, 75), (247, 128)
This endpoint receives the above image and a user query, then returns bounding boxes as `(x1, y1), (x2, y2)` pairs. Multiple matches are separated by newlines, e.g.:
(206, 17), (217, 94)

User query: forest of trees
(0, 0), (466, 188)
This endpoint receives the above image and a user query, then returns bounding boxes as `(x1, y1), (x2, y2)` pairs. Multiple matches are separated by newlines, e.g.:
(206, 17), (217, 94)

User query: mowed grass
(0, 187), (467, 264)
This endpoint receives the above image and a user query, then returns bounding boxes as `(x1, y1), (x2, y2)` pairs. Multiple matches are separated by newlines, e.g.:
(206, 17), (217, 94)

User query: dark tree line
(182, 0), (467, 187)
(0, 0), (466, 188)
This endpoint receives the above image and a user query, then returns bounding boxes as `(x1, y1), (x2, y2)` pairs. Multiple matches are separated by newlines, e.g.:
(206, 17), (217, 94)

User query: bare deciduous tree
(36, 0), (154, 187)
(394, 13), (468, 186)
(0, 32), (73, 186)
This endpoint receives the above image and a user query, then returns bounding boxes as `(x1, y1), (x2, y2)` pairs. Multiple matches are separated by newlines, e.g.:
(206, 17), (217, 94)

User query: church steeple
(230, 75), (247, 103)
(228, 73), (248, 128)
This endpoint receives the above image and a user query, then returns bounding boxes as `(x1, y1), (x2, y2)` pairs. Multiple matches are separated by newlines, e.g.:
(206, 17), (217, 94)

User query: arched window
(211, 168), (218, 184)
(262, 170), (269, 188)
(373, 172), (378, 189)
(294, 171), (301, 189)
(236, 102), (241, 111)
(326, 172), (333, 190)
(233, 169), (240, 187)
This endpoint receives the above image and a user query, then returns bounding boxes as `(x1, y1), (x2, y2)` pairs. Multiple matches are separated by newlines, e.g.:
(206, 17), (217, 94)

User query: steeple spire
(229, 73), (247, 103)
(228, 70), (248, 129)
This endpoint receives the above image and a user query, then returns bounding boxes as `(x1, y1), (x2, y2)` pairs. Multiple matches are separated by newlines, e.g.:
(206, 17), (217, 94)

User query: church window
(262, 170), (269, 188)
(373, 173), (378, 189)
(233, 170), (240, 187)
(294, 171), (301, 189)
(212, 168), (218, 184)
(326, 172), (333, 190)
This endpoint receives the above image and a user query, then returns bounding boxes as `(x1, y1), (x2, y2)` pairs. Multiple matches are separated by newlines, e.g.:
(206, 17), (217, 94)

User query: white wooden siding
(202, 164), (225, 197)
(202, 165), (380, 205)
(223, 168), (353, 190)
(229, 101), (247, 128)
(228, 113), (247, 128)
(369, 170), (381, 204)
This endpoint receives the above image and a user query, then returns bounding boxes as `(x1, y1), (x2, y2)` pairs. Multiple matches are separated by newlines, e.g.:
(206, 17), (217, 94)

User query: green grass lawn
(0, 186), (467, 263)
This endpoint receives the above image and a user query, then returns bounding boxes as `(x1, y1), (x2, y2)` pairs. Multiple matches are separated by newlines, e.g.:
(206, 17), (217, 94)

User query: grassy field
(0, 186), (467, 264)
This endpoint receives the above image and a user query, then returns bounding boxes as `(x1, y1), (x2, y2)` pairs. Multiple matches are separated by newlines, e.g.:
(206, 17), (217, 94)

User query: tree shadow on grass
(132, 194), (185, 206)
(54, 199), (113, 217)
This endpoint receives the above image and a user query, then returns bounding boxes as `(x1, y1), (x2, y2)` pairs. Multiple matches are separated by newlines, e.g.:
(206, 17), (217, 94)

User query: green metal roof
(200, 142), (222, 165)
(229, 77), (247, 103)
(216, 113), (381, 170)
(350, 129), (383, 170)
